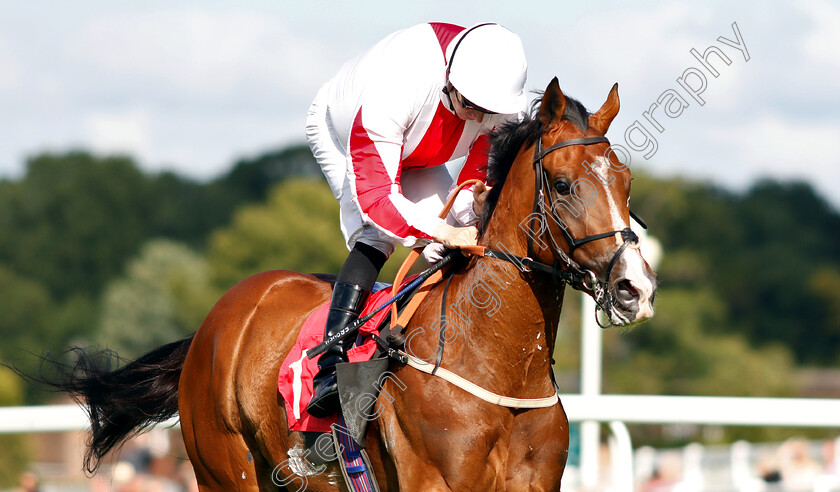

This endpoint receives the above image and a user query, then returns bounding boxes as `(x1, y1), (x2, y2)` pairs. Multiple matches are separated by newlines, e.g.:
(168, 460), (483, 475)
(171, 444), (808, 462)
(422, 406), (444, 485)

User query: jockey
(305, 22), (528, 417)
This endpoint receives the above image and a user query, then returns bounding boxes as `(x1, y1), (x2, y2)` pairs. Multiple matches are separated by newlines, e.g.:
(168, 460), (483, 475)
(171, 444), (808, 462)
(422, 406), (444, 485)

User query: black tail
(15, 336), (194, 474)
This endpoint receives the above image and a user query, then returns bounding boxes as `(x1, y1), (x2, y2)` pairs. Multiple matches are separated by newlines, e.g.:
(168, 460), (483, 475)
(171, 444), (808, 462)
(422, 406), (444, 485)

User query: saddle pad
(277, 280), (413, 432)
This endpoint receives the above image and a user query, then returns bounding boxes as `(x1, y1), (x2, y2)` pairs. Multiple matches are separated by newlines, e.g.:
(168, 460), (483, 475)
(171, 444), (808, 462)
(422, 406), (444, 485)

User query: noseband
(528, 133), (640, 327)
(470, 131), (645, 326)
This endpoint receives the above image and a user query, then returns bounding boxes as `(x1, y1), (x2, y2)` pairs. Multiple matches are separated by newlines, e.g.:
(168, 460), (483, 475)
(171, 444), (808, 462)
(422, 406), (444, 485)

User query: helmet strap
(445, 23), (496, 113)
(447, 22), (496, 75)
(442, 83), (455, 112)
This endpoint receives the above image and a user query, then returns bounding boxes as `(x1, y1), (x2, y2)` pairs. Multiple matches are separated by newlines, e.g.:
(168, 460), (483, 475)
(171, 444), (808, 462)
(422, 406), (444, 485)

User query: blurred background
(0, 0), (838, 490)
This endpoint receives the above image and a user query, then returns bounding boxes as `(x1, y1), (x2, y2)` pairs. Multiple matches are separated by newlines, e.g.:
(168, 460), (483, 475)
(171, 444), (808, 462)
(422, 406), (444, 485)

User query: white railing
(0, 404), (179, 433)
(3, 394), (840, 438)
(561, 395), (840, 492)
(561, 395), (840, 427)
(2, 396), (840, 491)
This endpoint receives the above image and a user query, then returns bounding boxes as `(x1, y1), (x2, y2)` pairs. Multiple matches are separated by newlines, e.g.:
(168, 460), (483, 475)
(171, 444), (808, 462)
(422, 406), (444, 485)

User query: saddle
(276, 273), (425, 433)
(276, 254), (452, 492)
(277, 180), (478, 492)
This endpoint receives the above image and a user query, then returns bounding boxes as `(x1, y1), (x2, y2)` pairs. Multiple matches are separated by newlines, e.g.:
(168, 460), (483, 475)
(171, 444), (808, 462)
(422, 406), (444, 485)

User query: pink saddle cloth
(277, 284), (405, 432)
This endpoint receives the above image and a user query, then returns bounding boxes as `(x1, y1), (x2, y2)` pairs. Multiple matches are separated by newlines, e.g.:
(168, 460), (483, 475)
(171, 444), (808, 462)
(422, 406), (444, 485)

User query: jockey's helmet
(448, 24), (527, 115)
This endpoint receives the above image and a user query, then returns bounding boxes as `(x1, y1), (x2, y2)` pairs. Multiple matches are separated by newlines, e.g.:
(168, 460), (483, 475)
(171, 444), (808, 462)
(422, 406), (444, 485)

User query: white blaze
(592, 157), (655, 321)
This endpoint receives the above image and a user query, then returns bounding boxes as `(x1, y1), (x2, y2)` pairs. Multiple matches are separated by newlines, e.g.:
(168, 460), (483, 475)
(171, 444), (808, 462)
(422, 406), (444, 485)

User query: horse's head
(481, 77), (656, 327)
(530, 77), (656, 326)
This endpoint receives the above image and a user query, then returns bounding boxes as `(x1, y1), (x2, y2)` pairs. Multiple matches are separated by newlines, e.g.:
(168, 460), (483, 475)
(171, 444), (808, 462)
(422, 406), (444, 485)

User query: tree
(0, 152), (152, 299)
(0, 266), (52, 370)
(98, 239), (219, 358)
(220, 144), (323, 203)
(631, 172), (840, 364)
(207, 178), (347, 289)
(0, 368), (28, 488)
(207, 178), (413, 292)
(808, 267), (840, 364)
(605, 287), (794, 397)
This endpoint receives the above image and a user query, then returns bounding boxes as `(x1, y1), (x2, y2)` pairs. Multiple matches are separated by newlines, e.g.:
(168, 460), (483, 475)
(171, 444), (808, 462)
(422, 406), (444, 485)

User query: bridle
(463, 128), (647, 327)
(527, 132), (641, 327)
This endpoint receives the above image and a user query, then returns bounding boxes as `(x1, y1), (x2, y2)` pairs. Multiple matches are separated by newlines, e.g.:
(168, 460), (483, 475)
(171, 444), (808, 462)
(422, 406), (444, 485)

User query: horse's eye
(554, 179), (571, 195)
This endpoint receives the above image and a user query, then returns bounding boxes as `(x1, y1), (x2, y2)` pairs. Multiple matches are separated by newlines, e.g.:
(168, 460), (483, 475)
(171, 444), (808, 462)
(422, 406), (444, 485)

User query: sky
(1, 0), (839, 209)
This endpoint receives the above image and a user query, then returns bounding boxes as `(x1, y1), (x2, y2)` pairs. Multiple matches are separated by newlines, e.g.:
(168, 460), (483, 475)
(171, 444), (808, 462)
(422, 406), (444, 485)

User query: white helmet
(448, 23), (527, 115)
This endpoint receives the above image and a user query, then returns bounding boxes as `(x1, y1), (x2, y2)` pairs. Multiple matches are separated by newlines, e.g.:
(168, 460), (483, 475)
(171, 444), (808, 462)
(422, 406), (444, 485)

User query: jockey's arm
(349, 102), (479, 248)
(448, 129), (505, 231)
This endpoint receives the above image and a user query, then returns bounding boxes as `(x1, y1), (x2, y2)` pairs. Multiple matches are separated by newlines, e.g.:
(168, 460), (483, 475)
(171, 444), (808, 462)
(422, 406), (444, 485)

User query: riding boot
(307, 281), (370, 418)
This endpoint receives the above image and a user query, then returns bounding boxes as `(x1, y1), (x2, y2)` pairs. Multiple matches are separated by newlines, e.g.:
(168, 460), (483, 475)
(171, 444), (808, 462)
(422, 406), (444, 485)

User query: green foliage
(605, 288), (794, 398)
(220, 144), (323, 202)
(0, 367), (23, 406)
(808, 267), (840, 364)
(0, 148), (320, 303)
(207, 178), (348, 289)
(98, 239), (219, 358)
(631, 172), (840, 364)
(0, 152), (152, 299)
(0, 266), (51, 353)
(0, 368), (30, 487)
(207, 178), (413, 291)
(0, 266), (55, 393)
(44, 295), (99, 350)
(145, 171), (241, 247)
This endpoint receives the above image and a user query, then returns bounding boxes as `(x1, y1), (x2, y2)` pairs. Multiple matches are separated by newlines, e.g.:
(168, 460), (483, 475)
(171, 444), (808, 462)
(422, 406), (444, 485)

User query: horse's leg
(373, 370), (458, 491)
(180, 303), (261, 491)
(232, 273), (356, 491)
(179, 271), (327, 491)
(504, 403), (569, 491)
(180, 404), (258, 490)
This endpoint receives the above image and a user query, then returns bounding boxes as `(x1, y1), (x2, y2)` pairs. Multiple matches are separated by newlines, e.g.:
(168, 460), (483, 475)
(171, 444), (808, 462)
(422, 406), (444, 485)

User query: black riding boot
(307, 281), (370, 418)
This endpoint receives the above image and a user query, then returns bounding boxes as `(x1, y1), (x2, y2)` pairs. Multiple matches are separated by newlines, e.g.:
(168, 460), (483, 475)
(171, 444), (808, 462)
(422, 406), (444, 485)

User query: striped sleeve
(448, 133), (491, 225)
(348, 107), (443, 245)
(456, 133), (491, 185)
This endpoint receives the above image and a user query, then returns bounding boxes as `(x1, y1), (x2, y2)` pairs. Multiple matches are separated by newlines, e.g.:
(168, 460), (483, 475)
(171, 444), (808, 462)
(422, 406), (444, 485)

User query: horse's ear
(589, 83), (620, 134)
(539, 77), (566, 128)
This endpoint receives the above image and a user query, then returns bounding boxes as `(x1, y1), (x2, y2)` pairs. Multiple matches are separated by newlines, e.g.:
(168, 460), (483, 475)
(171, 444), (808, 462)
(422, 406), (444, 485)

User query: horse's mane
(478, 93), (591, 236)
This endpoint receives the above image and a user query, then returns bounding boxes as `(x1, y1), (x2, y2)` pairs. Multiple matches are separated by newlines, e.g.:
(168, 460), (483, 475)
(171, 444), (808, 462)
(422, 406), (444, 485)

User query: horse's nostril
(615, 279), (639, 305)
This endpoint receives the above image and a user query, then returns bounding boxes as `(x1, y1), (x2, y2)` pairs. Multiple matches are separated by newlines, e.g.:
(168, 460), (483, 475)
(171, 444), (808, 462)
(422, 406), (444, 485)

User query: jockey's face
(449, 87), (486, 123)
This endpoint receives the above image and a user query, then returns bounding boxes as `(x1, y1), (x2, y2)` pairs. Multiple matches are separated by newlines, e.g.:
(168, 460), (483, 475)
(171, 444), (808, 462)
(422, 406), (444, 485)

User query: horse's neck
(435, 257), (564, 398)
(435, 144), (564, 396)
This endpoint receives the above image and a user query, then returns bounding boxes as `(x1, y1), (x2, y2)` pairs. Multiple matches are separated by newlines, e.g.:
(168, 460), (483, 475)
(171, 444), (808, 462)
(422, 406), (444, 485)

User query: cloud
(711, 115), (840, 174)
(74, 9), (342, 98)
(546, 3), (714, 94)
(0, 36), (19, 89)
(84, 108), (152, 159)
(798, 0), (840, 71)
(706, 114), (840, 205)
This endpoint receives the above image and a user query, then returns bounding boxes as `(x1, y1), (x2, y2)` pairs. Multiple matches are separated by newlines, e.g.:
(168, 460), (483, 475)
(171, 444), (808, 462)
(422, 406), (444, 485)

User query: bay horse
(54, 78), (656, 491)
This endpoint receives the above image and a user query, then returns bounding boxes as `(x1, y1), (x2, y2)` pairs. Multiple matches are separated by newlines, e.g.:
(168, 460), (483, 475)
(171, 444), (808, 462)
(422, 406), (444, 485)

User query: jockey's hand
(472, 182), (493, 216)
(432, 223), (478, 249)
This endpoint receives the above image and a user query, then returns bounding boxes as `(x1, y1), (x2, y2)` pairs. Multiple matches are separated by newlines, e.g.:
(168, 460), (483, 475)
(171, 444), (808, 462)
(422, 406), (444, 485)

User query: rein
(381, 179), (568, 409)
(325, 133), (646, 407)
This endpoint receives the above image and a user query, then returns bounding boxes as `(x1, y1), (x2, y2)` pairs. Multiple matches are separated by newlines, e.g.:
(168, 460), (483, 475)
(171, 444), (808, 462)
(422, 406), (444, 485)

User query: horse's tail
(36, 336), (193, 474)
